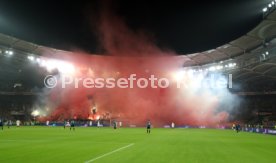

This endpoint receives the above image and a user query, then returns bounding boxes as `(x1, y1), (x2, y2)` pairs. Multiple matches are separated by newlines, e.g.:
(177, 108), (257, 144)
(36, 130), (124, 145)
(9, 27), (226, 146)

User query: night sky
(0, 0), (270, 55)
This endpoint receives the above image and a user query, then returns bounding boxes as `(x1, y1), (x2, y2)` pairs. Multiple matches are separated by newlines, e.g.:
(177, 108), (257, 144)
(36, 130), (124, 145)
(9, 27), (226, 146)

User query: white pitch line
(84, 143), (134, 163)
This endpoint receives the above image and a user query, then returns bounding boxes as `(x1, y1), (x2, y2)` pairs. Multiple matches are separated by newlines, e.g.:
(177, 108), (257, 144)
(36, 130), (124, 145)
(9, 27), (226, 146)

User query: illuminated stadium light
(172, 70), (185, 81)
(40, 59), (47, 67)
(8, 51), (13, 55)
(268, 4), (272, 8)
(57, 62), (75, 74)
(31, 110), (40, 116)
(5, 50), (14, 56)
(228, 63), (237, 68)
(40, 59), (75, 74)
(27, 56), (35, 61)
(263, 7), (268, 12)
(216, 65), (223, 70)
(36, 58), (41, 63)
(44, 60), (58, 71)
(266, 51), (269, 55)
(209, 66), (216, 71)
(272, 1), (275, 5)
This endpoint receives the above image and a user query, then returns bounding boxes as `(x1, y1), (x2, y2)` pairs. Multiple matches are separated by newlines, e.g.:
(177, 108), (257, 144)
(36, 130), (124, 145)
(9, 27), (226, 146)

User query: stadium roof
(0, 9), (276, 64)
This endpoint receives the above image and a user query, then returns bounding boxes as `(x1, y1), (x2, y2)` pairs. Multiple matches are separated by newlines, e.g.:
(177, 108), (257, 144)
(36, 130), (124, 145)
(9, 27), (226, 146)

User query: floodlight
(36, 58), (41, 62)
(27, 56), (35, 61)
(31, 110), (40, 116)
(209, 66), (216, 71)
(172, 70), (185, 81)
(8, 51), (13, 55)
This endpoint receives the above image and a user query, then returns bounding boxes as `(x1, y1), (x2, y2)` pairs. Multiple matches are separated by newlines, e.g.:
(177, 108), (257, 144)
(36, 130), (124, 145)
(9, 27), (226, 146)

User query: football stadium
(1, 0), (276, 163)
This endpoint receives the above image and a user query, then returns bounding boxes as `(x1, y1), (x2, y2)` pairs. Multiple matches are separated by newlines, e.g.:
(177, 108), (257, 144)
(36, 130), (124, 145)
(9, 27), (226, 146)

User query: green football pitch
(0, 127), (276, 163)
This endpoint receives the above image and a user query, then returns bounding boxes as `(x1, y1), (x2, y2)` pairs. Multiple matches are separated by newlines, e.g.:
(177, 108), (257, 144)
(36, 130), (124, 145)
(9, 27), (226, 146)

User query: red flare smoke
(44, 5), (229, 127)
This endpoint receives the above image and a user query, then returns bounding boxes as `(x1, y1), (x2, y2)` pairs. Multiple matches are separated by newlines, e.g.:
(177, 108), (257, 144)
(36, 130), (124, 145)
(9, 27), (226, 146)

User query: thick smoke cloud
(40, 4), (239, 127)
